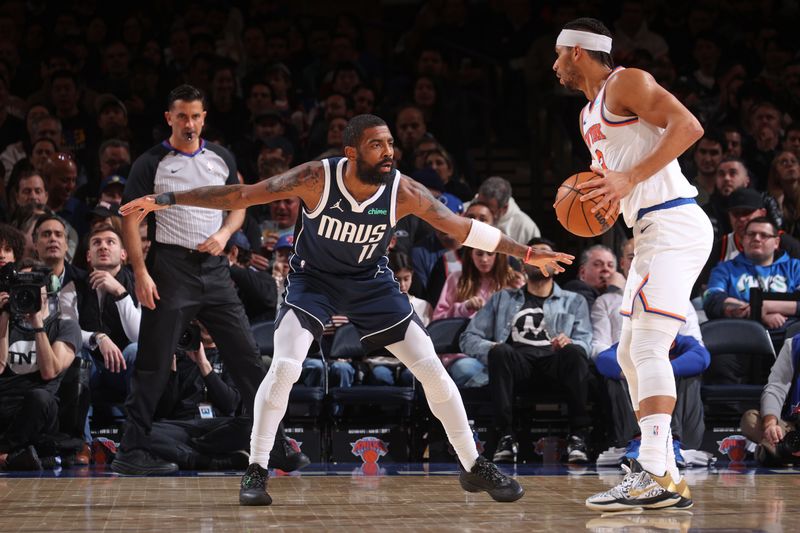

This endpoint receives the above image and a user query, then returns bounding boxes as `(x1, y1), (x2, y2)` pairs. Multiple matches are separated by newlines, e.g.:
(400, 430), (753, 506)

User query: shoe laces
(473, 460), (507, 485)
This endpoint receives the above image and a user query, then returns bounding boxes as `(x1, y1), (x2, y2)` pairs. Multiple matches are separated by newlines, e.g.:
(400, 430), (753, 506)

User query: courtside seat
(700, 319), (775, 419)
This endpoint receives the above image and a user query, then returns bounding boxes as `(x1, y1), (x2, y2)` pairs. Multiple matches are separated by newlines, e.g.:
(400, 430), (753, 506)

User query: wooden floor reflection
(2, 467), (799, 532)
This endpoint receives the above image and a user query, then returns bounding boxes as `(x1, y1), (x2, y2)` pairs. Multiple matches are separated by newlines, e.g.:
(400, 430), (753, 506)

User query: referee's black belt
(152, 241), (214, 260)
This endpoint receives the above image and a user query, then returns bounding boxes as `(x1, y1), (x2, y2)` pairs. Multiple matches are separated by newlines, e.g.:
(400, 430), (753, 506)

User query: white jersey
(580, 67), (698, 227)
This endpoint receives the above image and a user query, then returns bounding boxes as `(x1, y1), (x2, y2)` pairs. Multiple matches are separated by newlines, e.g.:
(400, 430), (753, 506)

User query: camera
(775, 430), (800, 462)
(177, 323), (201, 351)
(0, 263), (51, 315)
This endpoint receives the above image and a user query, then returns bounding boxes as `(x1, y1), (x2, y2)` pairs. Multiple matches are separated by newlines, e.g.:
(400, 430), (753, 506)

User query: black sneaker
(208, 450), (250, 472)
(270, 437), (311, 472)
(492, 435), (518, 463)
(239, 463), (272, 506)
(4, 445), (43, 471)
(111, 448), (179, 475)
(567, 434), (589, 464)
(459, 456), (525, 502)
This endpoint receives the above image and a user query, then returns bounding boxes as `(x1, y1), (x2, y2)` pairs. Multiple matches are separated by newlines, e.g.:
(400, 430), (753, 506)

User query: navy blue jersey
(293, 157), (399, 275)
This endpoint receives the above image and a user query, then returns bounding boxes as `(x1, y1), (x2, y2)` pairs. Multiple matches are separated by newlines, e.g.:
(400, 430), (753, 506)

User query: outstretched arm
(120, 161), (326, 221)
(396, 177), (572, 275)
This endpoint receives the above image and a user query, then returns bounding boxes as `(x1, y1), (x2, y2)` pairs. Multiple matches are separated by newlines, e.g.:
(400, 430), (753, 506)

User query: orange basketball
(554, 171), (618, 237)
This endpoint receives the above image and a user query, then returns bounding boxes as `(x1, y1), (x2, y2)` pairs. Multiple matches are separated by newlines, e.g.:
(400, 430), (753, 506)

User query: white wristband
(463, 220), (502, 252)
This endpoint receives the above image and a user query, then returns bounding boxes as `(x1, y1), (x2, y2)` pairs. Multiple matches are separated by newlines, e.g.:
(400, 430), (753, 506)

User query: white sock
(637, 413), (671, 477)
(665, 433), (681, 483)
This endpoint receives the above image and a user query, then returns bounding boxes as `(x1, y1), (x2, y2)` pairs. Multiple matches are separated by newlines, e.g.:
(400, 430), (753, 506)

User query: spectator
(564, 244), (619, 309)
(690, 131), (724, 206)
(696, 187), (800, 296)
(98, 175), (126, 206)
(612, 0), (669, 61)
(49, 70), (91, 169)
(0, 224), (24, 268)
(723, 124), (744, 159)
(746, 101), (783, 188)
(395, 105), (429, 174)
(225, 231), (277, 324)
(425, 145), (471, 202)
(433, 247), (517, 321)
(14, 172), (48, 211)
(0, 105), (50, 184)
(741, 335), (800, 465)
(704, 217), (800, 332)
(767, 151), (800, 240)
(704, 157), (752, 238)
(0, 259), (82, 471)
(432, 246), (519, 387)
(390, 251), (431, 326)
(32, 214), (86, 324)
(352, 85), (376, 116)
(77, 224), (139, 419)
(43, 152), (88, 239)
(475, 176), (540, 245)
(29, 137), (59, 176)
(243, 81), (273, 122)
(460, 237), (593, 464)
(97, 139), (131, 183)
(783, 123), (800, 159)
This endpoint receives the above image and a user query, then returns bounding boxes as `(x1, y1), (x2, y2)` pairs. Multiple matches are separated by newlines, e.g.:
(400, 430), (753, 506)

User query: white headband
(556, 29), (612, 53)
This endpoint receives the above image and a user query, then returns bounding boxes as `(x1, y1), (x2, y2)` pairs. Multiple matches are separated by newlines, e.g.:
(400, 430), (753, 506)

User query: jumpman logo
(375, 264), (386, 278)
(329, 199), (344, 212)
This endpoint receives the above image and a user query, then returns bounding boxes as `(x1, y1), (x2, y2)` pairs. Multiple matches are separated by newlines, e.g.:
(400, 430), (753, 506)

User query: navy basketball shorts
(279, 258), (416, 348)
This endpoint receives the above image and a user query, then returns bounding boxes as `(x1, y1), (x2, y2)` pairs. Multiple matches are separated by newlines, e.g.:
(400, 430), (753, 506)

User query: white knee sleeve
(409, 357), (454, 403)
(631, 314), (682, 401)
(616, 322), (639, 410)
(262, 358), (302, 409)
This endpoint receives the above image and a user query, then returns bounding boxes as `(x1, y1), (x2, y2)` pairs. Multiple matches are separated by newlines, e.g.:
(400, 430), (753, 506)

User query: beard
(524, 263), (555, 281)
(356, 155), (394, 185)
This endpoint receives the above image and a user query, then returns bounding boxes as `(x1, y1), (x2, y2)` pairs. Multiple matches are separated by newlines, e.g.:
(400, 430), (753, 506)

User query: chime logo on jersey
(318, 214), (387, 245)
(350, 436), (389, 464)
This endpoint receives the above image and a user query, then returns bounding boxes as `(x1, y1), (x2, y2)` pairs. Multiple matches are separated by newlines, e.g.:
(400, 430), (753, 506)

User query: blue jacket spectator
(597, 334), (711, 380)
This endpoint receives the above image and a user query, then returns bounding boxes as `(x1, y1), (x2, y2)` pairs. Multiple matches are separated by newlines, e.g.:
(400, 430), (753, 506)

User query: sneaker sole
(110, 460), (178, 476)
(459, 478), (525, 502)
(585, 494), (682, 512)
(239, 490), (273, 506)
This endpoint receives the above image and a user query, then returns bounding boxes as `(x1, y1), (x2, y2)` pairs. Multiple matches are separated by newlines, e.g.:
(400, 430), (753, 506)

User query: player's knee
(410, 357), (453, 403)
(263, 357), (302, 409)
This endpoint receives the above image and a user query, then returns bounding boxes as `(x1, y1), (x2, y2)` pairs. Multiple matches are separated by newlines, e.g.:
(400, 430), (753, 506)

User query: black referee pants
(121, 244), (267, 452)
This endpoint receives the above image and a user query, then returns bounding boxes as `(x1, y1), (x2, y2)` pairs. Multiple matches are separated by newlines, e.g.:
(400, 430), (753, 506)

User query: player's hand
(577, 165), (630, 222)
(99, 335), (126, 373)
(89, 270), (126, 297)
(120, 195), (171, 223)
(464, 295), (486, 311)
(551, 333), (572, 350)
(764, 423), (784, 446)
(198, 229), (229, 256)
(524, 248), (573, 277)
(135, 269), (160, 310)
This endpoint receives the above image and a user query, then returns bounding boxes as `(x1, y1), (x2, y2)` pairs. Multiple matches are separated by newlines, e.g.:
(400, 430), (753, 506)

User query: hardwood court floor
(2, 465), (800, 532)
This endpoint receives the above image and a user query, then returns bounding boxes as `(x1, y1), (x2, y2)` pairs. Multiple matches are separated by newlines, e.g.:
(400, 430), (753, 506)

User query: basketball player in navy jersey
(121, 114), (573, 505)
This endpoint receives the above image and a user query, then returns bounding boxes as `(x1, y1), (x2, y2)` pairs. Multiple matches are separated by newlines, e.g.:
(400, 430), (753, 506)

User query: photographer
(0, 259), (82, 470)
(741, 334), (800, 465)
(78, 224), (139, 415)
(225, 231), (277, 324)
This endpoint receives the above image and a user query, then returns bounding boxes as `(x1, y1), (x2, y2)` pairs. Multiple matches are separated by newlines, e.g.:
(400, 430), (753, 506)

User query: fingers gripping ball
(554, 172), (619, 237)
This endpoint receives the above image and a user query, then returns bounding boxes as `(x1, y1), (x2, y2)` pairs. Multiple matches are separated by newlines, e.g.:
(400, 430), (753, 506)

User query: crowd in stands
(1, 0), (800, 470)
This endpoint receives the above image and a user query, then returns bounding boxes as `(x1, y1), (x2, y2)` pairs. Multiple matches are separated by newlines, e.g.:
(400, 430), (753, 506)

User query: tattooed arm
(396, 176), (572, 272)
(119, 161), (326, 221)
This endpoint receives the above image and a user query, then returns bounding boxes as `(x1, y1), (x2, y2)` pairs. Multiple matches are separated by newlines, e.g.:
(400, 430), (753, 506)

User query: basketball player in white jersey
(553, 19), (713, 511)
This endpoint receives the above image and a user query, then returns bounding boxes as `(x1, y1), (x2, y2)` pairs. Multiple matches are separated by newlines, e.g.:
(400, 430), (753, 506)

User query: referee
(112, 85), (297, 474)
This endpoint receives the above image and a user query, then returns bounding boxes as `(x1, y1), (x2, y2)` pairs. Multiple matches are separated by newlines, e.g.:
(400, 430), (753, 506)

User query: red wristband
(524, 246), (533, 264)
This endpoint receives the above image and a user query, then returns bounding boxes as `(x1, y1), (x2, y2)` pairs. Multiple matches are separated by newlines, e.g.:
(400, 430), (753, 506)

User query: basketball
(554, 171), (618, 237)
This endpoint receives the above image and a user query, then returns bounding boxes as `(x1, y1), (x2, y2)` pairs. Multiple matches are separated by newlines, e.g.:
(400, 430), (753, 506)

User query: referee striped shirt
(122, 139), (239, 249)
